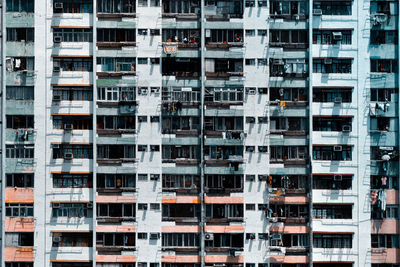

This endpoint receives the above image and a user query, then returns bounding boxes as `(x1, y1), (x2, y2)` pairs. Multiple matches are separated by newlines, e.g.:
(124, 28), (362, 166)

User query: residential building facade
(1, 0), (399, 266)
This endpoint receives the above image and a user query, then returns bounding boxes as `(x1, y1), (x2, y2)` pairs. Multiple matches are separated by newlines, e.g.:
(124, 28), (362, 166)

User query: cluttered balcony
(205, 29), (243, 49)
(204, 0), (243, 20)
(96, 57), (136, 77)
(204, 145), (244, 167)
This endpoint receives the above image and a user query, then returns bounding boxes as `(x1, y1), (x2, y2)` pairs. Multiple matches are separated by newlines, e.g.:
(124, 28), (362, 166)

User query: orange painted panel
(386, 190), (399, 205)
(5, 188), (34, 203)
(96, 255), (136, 263)
(96, 195), (136, 203)
(96, 225), (136, 233)
(162, 255), (201, 263)
(204, 225), (244, 233)
(162, 225), (200, 233)
(270, 256), (309, 264)
(269, 225), (309, 234)
(204, 196), (243, 204)
(371, 220), (399, 234)
(5, 218), (34, 232)
(283, 196), (309, 204)
(162, 196), (200, 204)
(371, 248), (399, 263)
(205, 255), (244, 263)
(5, 247), (34, 262)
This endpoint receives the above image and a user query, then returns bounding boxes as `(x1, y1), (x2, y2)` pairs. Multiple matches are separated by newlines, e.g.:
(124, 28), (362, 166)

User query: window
(97, 87), (136, 102)
(54, 28), (93, 42)
(138, 203), (148, 210)
(162, 116), (200, 133)
(151, 116), (160, 123)
(97, 145), (135, 159)
(371, 88), (398, 102)
(270, 30), (308, 45)
(6, 263), (34, 267)
(270, 58), (308, 77)
(312, 58), (352, 73)
(53, 57), (93, 71)
(6, 173), (34, 187)
(162, 145), (200, 160)
(205, 87), (244, 103)
(371, 234), (399, 248)
(270, 0), (306, 15)
(6, 0), (34, 12)
(245, 0), (255, 7)
(207, 29), (243, 43)
(97, 57), (135, 72)
(53, 86), (93, 101)
(6, 145), (34, 158)
(138, 145), (148, 152)
(313, 205), (352, 219)
(246, 204), (255, 210)
(53, 144), (93, 159)
(270, 87), (308, 102)
(371, 30), (398, 45)
(53, 115), (92, 130)
(150, 145), (160, 151)
(258, 30), (267, 36)
(372, 204), (399, 219)
(150, 203), (160, 210)
(52, 232), (92, 247)
(371, 59), (398, 73)
(162, 233), (200, 247)
(313, 233), (353, 248)
(313, 145), (352, 161)
(97, 0), (135, 13)
(138, 58), (148, 64)
(138, 174), (148, 181)
(53, 0), (93, 13)
(97, 174), (136, 188)
(97, 233), (135, 247)
(312, 175), (353, 190)
(151, 58), (160, 64)
(53, 203), (92, 218)
(270, 146), (307, 161)
(371, 176), (398, 190)
(97, 28), (135, 42)
(150, 29), (160, 36)
(162, 204), (200, 218)
(162, 174), (200, 189)
(97, 203), (136, 218)
(54, 264), (91, 267)
(313, 117), (352, 131)
(6, 86), (34, 100)
(6, 203), (33, 217)
(6, 115), (34, 129)
(97, 116), (135, 130)
(206, 175), (243, 190)
(205, 233), (244, 248)
(138, 29), (148, 35)
(138, 233), (148, 239)
(150, 0), (160, 6)
(245, 59), (255, 65)
(53, 173), (92, 188)
(258, 59), (267, 66)
(5, 233), (34, 246)
(313, 30), (352, 45)
(206, 204), (243, 218)
(245, 30), (255, 36)
(313, 1), (352, 15)
(312, 87), (352, 103)
(7, 28), (34, 42)
(204, 145), (243, 159)
(6, 57), (34, 72)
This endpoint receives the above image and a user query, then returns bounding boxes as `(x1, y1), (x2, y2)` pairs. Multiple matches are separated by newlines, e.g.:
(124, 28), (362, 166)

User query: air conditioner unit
(150, 233), (160, 239)
(54, 2), (63, 9)
(205, 233), (214, 240)
(334, 175), (342, 181)
(52, 202), (61, 208)
(334, 97), (342, 104)
(342, 125), (351, 132)
(313, 9), (322, 16)
(324, 59), (333, 65)
(64, 152), (73, 160)
(87, 203), (93, 208)
(52, 95), (62, 101)
(333, 146), (342, 152)
(53, 35), (62, 43)
(332, 32), (342, 41)
(150, 174), (160, 180)
(246, 117), (255, 123)
(64, 124), (73, 131)
(52, 236), (61, 243)
(258, 146), (268, 152)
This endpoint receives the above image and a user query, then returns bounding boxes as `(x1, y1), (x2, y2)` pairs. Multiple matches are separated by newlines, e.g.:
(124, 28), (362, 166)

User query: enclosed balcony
(52, 232), (93, 247)
(270, 58), (308, 78)
(162, 174), (200, 194)
(205, 174), (243, 193)
(205, 233), (244, 252)
(270, 0), (308, 20)
(205, 87), (244, 107)
(97, 28), (136, 48)
(270, 117), (307, 136)
(97, 203), (136, 223)
(97, 57), (136, 77)
(266, 204), (309, 224)
(162, 115), (200, 135)
(269, 175), (308, 194)
(162, 29), (200, 49)
(205, 29), (243, 49)
(97, 0), (136, 17)
(97, 115), (136, 135)
(206, 203), (243, 223)
(204, 145), (244, 166)
(205, 58), (243, 79)
(270, 30), (308, 49)
(162, 145), (200, 164)
(161, 87), (201, 112)
(162, 58), (200, 78)
(204, 0), (243, 20)
(53, 0), (93, 13)
(162, 203), (200, 222)
(162, 0), (200, 19)
(96, 232), (135, 252)
(270, 146), (307, 165)
(97, 173), (136, 193)
(162, 233), (200, 251)
(97, 145), (136, 164)
(269, 234), (309, 255)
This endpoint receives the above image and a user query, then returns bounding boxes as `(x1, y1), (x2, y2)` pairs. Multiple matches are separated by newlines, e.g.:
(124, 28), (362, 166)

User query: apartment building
(1, 0), (400, 266)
